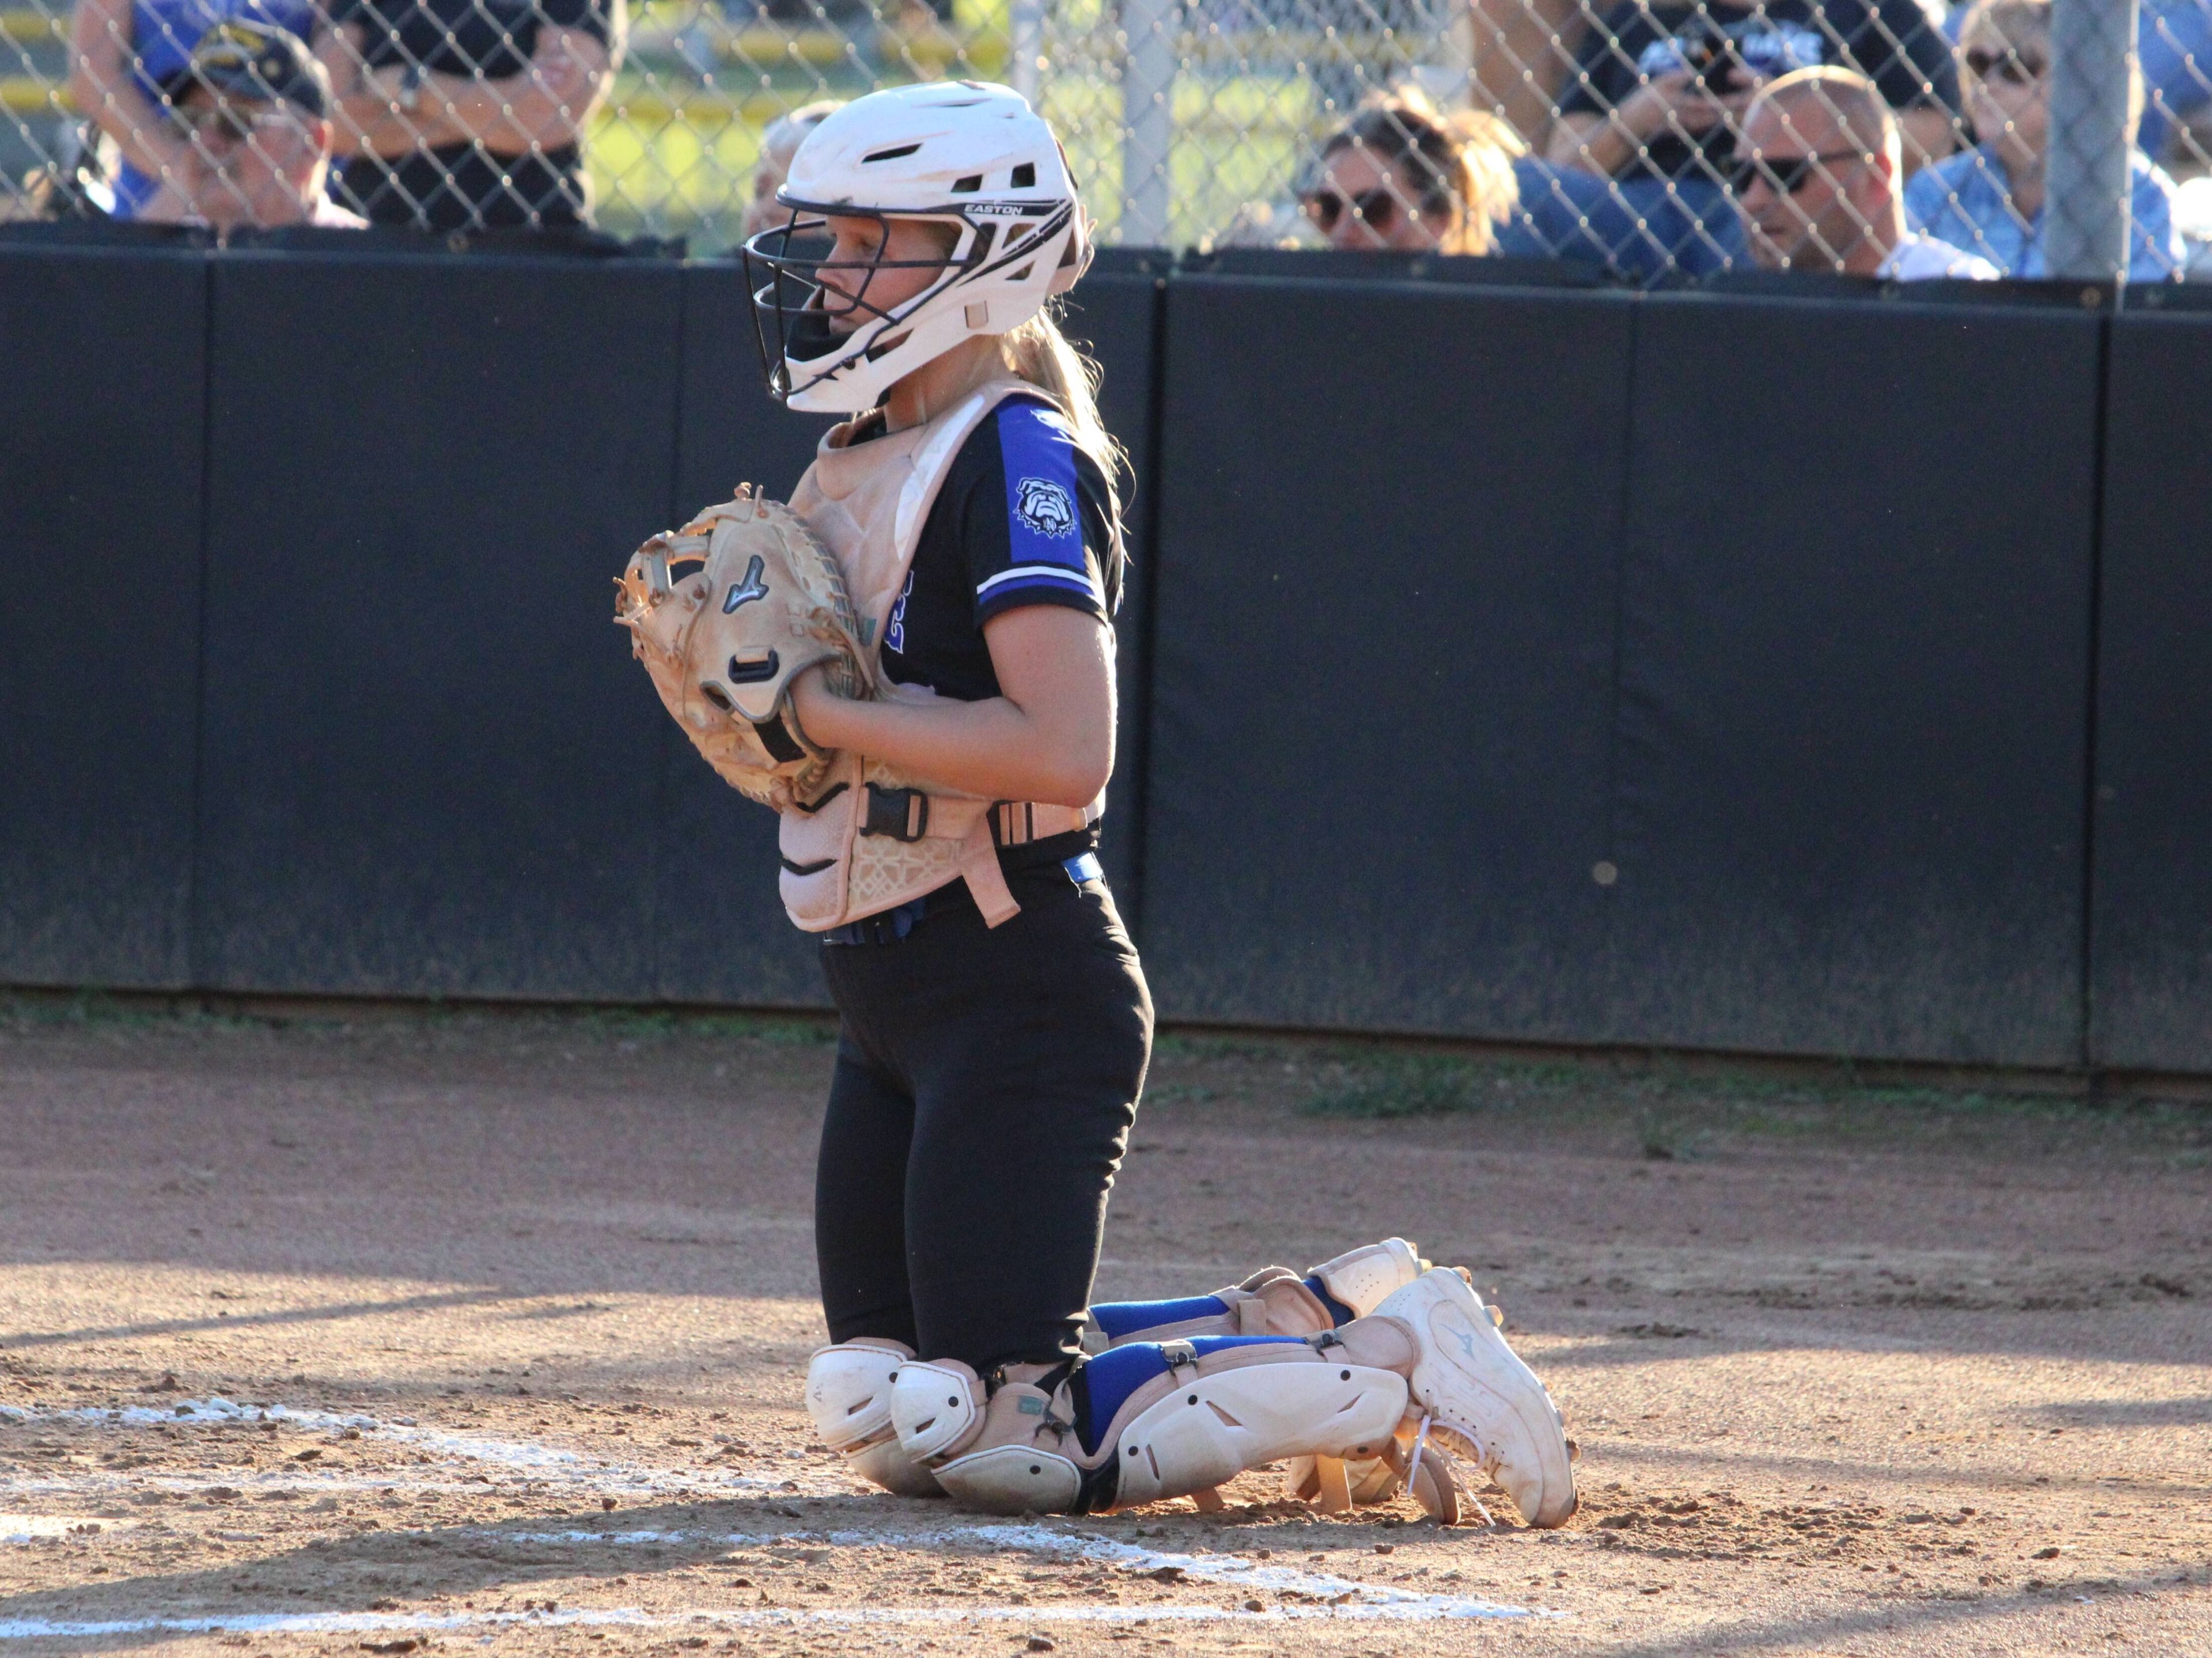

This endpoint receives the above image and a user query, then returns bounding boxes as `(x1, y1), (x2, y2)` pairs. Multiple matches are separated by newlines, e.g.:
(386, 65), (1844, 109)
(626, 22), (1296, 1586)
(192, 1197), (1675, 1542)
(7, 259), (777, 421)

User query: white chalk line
(412, 1520), (1531, 1617)
(0, 1600), (1550, 1638)
(0, 1517), (136, 1544)
(0, 1517), (1543, 1625)
(3, 1515), (1536, 1619)
(2, 1401), (1551, 1623)
(0, 1398), (859, 1501)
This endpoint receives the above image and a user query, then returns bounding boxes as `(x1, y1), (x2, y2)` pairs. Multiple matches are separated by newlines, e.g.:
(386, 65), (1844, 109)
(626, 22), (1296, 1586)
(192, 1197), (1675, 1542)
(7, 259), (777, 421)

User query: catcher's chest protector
(779, 377), (1103, 932)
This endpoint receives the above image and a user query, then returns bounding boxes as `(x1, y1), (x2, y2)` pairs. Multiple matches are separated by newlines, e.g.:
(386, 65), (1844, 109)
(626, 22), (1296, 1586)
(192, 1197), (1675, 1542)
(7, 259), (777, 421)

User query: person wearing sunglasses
(1300, 90), (1521, 255)
(171, 22), (364, 231)
(1735, 67), (1997, 277)
(1903, 0), (2184, 279)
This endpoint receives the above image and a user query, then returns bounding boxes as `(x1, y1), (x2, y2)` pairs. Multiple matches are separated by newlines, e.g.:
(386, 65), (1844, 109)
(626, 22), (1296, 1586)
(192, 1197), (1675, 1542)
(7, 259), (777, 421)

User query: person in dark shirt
(1546, 0), (1963, 183)
(315, 0), (623, 230)
(753, 84), (1579, 1531)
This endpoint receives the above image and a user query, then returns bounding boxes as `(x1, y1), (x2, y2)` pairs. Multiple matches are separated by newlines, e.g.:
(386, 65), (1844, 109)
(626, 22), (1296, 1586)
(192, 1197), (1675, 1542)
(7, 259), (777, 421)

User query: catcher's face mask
(737, 83), (1091, 415)
(744, 198), (1076, 415)
(744, 207), (966, 397)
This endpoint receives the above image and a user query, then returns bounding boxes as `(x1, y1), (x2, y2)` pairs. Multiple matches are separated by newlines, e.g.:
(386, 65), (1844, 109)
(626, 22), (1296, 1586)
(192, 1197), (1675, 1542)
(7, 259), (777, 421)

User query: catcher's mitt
(614, 486), (871, 809)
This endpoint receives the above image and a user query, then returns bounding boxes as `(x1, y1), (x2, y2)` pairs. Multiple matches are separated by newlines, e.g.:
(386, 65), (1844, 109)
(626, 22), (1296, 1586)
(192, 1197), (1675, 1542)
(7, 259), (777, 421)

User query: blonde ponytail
(999, 306), (1129, 524)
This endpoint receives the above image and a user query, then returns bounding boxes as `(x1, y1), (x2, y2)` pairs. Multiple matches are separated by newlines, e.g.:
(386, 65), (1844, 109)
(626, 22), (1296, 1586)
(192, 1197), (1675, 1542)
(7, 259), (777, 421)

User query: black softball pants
(815, 860), (1153, 1374)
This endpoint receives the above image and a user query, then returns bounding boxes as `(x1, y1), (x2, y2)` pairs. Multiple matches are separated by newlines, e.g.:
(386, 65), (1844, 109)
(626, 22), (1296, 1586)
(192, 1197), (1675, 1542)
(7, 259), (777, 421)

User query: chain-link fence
(3, 0), (2206, 278)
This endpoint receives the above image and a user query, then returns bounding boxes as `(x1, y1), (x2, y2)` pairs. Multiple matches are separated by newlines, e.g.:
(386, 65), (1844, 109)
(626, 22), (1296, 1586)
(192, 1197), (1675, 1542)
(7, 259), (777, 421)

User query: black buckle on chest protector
(861, 783), (929, 842)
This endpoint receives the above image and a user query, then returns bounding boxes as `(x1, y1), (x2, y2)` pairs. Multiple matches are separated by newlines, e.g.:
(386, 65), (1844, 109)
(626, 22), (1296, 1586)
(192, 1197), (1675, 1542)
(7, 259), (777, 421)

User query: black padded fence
(1139, 271), (1631, 1043)
(194, 252), (684, 1001)
(3, 237), (2210, 1076)
(0, 245), (206, 991)
(1600, 294), (2101, 1066)
(1137, 270), (2107, 1066)
(2089, 307), (2212, 1073)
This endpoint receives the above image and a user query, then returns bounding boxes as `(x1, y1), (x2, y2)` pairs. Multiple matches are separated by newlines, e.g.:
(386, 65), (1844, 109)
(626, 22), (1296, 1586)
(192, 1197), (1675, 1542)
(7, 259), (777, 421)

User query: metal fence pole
(1120, 0), (1177, 246)
(1010, 0), (1044, 107)
(2044, 0), (2140, 279)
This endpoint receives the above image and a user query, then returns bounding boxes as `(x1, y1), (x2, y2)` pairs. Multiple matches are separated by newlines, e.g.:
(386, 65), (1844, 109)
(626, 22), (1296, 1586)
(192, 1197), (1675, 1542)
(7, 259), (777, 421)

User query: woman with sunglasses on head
(1301, 89), (1521, 254)
(736, 82), (1577, 1528)
(1904, 0), (2184, 278)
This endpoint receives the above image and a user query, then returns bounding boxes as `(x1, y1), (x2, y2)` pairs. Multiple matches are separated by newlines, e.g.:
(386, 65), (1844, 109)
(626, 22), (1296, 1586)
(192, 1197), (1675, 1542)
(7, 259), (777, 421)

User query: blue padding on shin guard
(1074, 1337), (1309, 1455)
(1089, 1295), (1232, 1340)
(1305, 1274), (1359, 1327)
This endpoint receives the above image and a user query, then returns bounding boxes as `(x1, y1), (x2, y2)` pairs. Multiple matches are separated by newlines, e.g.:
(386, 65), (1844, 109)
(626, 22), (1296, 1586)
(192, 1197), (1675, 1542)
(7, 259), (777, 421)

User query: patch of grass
(1298, 1051), (1573, 1119)
(0, 992), (841, 1047)
(1140, 1081), (1220, 1109)
(681, 1010), (836, 1046)
(0, 991), (260, 1033)
(1154, 1035), (1311, 1071)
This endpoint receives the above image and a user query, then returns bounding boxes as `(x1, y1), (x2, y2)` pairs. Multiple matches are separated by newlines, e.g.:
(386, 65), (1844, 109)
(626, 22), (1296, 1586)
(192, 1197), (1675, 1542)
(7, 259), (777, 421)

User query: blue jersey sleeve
(963, 399), (1115, 626)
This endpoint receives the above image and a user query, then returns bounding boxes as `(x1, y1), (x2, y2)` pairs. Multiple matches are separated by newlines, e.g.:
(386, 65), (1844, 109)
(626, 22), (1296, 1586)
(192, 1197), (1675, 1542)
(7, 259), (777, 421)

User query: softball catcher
(616, 81), (1576, 1527)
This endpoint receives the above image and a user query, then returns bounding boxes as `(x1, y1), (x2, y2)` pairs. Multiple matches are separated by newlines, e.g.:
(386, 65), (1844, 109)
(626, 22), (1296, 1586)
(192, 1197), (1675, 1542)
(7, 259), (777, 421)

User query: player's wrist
(787, 661), (856, 748)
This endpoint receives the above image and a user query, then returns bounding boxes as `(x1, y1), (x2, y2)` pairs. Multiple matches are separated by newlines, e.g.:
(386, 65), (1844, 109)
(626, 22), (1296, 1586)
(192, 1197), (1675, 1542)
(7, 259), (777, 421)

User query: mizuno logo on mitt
(724, 555), (771, 612)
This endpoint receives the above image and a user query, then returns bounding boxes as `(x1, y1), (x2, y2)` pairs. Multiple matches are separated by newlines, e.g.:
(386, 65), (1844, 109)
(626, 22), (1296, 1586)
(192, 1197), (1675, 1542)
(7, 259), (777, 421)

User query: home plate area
(0, 1396), (1559, 1656)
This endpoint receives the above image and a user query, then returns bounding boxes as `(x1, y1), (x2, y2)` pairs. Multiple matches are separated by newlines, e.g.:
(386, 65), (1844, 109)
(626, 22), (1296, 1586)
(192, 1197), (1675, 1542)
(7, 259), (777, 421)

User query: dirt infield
(2, 1003), (2208, 1657)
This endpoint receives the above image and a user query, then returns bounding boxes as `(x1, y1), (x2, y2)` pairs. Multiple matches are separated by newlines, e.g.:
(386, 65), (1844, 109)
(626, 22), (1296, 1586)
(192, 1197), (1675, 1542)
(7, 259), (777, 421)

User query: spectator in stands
(316, 0), (624, 230)
(66, 0), (319, 219)
(1545, 0), (1963, 184)
(171, 22), (365, 231)
(1735, 67), (1996, 277)
(1905, 0), (2186, 279)
(2137, 0), (2212, 168)
(740, 100), (840, 244)
(1300, 90), (1521, 255)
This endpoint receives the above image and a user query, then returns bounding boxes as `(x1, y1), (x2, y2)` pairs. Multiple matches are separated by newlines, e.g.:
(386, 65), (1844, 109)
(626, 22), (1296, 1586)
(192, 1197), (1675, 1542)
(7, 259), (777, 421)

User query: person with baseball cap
(171, 22), (365, 232)
(65, 0), (319, 221)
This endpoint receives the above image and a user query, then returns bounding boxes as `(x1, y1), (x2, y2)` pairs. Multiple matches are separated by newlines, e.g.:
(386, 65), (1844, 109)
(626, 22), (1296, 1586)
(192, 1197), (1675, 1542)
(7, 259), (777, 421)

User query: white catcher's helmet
(741, 81), (1092, 414)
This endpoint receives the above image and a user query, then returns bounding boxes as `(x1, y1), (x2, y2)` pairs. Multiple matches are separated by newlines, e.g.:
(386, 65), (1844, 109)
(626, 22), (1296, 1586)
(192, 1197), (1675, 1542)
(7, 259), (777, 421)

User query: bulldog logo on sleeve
(1014, 476), (1077, 539)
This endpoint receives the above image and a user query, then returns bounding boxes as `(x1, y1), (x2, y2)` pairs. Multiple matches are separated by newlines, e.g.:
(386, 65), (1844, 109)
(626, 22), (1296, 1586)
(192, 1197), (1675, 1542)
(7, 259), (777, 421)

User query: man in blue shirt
(1905, 0), (2185, 279)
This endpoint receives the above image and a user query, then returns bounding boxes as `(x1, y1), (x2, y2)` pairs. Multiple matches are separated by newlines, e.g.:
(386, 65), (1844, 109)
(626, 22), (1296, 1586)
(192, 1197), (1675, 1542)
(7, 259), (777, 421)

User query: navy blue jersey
(880, 395), (1120, 705)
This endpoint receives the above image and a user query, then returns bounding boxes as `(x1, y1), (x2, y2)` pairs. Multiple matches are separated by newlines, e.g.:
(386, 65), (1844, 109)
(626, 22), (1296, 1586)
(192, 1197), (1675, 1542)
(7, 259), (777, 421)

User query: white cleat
(1285, 1239), (1440, 1513)
(1372, 1267), (1578, 1528)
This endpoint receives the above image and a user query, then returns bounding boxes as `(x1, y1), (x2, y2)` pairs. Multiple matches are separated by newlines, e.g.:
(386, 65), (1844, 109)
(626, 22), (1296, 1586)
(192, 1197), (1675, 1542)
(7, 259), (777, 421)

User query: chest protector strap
(777, 378), (1104, 933)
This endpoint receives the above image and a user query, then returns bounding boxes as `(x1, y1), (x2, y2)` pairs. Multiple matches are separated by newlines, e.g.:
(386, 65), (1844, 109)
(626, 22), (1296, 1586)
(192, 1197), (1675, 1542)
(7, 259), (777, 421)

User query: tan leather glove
(614, 486), (871, 811)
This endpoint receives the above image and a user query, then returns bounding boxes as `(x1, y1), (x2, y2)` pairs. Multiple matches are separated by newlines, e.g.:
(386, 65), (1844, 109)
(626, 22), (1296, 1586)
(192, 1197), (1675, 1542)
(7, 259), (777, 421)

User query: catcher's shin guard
(804, 1340), (943, 1498)
(1080, 1238), (1431, 1354)
(889, 1333), (1413, 1516)
(1078, 1239), (1430, 1513)
(1372, 1268), (1578, 1528)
